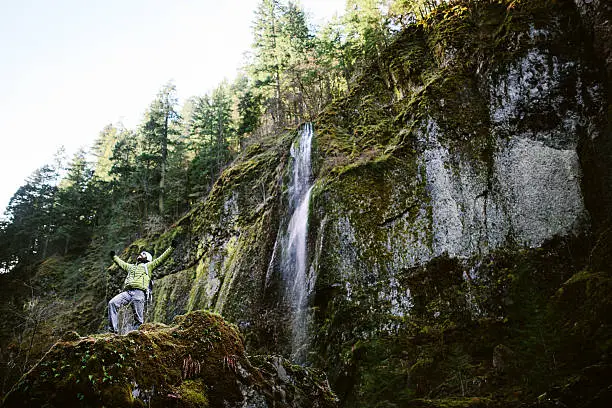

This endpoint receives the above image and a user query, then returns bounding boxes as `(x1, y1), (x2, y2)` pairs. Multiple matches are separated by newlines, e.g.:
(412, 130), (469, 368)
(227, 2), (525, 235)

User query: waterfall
(281, 123), (314, 363)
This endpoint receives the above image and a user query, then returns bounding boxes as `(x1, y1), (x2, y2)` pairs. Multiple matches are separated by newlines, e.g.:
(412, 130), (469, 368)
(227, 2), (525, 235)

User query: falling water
(281, 123), (314, 363)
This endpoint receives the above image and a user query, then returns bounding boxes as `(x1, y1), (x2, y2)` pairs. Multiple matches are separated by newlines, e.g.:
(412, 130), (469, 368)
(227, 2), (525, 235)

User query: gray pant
(108, 289), (145, 333)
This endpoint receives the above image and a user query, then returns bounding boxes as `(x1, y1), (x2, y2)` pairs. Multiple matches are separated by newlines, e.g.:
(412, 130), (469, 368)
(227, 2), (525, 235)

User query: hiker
(108, 240), (176, 333)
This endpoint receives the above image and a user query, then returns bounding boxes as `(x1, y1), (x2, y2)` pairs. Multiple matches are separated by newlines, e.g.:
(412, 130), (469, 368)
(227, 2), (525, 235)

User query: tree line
(0, 0), (442, 272)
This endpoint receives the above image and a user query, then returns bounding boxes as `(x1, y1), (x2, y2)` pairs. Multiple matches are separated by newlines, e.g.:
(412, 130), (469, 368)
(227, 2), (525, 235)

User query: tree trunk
(275, 68), (283, 124)
(159, 109), (169, 215)
(41, 235), (49, 259)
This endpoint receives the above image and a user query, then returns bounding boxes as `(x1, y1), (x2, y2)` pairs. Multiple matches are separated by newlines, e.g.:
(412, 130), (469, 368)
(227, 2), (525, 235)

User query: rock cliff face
(84, 0), (611, 406)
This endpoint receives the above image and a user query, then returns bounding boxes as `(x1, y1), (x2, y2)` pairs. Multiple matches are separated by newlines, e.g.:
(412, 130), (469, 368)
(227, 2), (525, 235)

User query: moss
(311, 228), (611, 406)
(186, 259), (217, 313)
(136, 126), (293, 339)
(549, 269), (612, 364)
(212, 236), (240, 314)
(100, 385), (134, 407)
(36, 256), (66, 292)
(412, 397), (493, 407)
(150, 265), (196, 323)
(97, 1), (606, 407)
(316, 0), (583, 184)
(157, 226), (185, 250)
(5, 310), (338, 406)
(176, 379), (209, 407)
(150, 268), (195, 323)
(3, 311), (264, 407)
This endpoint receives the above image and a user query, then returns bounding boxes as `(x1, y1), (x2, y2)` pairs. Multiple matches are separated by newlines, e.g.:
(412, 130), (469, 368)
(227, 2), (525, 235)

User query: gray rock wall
(309, 9), (604, 345)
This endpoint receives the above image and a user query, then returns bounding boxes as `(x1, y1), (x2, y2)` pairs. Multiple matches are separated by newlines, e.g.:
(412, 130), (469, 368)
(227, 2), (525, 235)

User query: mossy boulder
(2, 310), (337, 408)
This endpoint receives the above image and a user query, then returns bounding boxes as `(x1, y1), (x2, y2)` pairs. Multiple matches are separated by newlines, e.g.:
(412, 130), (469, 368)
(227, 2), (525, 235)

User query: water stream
(281, 123), (314, 363)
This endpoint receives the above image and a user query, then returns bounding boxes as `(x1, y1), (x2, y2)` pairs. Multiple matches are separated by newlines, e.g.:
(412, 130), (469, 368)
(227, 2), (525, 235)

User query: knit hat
(140, 251), (153, 262)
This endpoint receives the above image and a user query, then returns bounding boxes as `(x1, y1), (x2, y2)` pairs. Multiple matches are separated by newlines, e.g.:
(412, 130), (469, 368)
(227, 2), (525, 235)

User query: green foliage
(390, 0), (445, 22)
(0, 148), (108, 268)
(234, 76), (263, 138)
(249, 0), (356, 126)
(250, 0), (284, 122)
(187, 82), (235, 200)
(139, 81), (182, 218)
(1, 164), (59, 265)
(342, 0), (391, 68)
(92, 124), (123, 181)
(55, 149), (102, 254)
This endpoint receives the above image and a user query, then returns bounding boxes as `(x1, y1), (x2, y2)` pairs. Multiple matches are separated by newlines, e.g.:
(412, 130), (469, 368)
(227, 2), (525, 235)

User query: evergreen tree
(342, 0), (391, 77)
(55, 149), (98, 254)
(251, 0), (284, 124)
(187, 82), (236, 198)
(210, 82), (234, 166)
(278, 1), (315, 123)
(187, 94), (216, 196)
(2, 165), (59, 263)
(389, 0), (440, 22)
(313, 21), (349, 100)
(108, 129), (142, 235)
(164, 133), (189, 219)
(92, 124), (123, 181)
(140, 82), (181, 217)
(249, 0), (346, 125)
(233, 75), (262, 142)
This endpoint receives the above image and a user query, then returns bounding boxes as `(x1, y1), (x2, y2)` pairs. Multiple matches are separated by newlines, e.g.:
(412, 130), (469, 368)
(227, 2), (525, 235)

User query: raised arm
(110, 251), (132, 272)
(148, 246), (173, 271)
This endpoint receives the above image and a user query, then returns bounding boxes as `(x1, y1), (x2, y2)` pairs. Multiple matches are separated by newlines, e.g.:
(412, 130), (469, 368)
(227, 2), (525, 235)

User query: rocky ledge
(2, 310), (337, 408)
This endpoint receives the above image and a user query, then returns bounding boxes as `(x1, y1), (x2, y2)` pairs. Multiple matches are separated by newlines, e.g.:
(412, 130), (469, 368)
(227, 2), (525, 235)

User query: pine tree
(108, 129), (142, 235)
(210, 82), (234, 167)
(3, 165), (59, 263)
(233, 75), (262, 142)
(278, 1), (315, 123)
(55, 149), (98, 254)
(252, 0), (284, 124)
(315, 18), (351, 97)
(342, 0), (391, 78)
(187, 82), (236, 198)
(389, 0), (440, 22)
(140, 82), (181, 217)
(164, 134), (189, 219)
(92, 124), (123, 181)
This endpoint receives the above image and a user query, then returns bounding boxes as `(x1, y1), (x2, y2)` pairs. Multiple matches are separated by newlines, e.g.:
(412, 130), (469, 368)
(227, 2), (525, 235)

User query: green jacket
(112, 247), (173, 292)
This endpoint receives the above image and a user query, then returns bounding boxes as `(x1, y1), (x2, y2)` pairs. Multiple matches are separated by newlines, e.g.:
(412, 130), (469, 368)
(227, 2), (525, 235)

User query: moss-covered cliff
(2, 0), (611, 406)
(304, 0), (612, 406)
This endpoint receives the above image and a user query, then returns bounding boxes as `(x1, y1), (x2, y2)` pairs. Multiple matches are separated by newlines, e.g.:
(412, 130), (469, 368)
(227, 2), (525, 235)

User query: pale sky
(0, 0), (345, 215)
